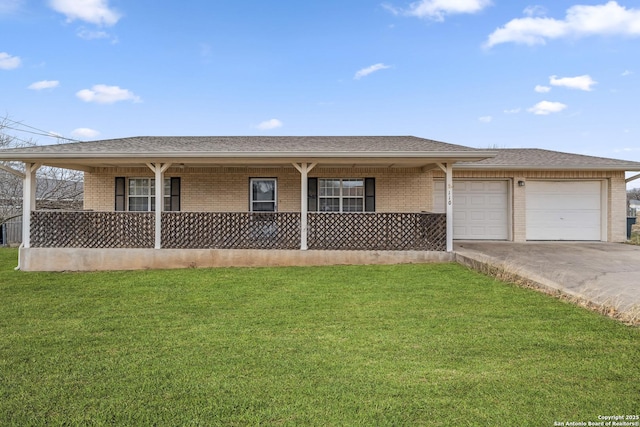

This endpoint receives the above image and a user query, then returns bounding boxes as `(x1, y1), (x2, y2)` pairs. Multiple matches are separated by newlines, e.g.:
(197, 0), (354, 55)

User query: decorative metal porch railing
(307, 212), (446, 251)
(162, 212), (301, 249)
(31, 211), (155, 248)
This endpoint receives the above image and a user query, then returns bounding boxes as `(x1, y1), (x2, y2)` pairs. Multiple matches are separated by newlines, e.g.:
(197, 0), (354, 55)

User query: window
(250, 178), (277, 212)
(319, 179), (364, 212)
(128, 178), (172, 212)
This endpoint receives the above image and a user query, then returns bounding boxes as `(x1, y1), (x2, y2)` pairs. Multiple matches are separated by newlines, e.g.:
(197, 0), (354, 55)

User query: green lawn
(0, 248), (638, 426)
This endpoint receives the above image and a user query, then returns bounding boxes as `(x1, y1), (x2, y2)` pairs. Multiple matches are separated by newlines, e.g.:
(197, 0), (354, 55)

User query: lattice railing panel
(308, 212), (446, 251)
(31, 211), (154, 248)
(162, 212), (301, 249)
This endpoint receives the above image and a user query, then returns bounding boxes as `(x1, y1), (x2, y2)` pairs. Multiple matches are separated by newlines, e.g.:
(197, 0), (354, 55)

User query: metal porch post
(293, 162), (317, 250)
(22, 163), (40, 248)
(436, 162), (454, 252)
(445, 163), (454, 252)
(147, 163), (172, 249)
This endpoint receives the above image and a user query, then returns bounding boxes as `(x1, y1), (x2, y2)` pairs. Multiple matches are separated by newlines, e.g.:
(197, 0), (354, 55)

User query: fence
(1, 217), (22, 246)
(162, 212), (301, 249)
(31, 211), (155, 248)
(308, 212), (446, 251)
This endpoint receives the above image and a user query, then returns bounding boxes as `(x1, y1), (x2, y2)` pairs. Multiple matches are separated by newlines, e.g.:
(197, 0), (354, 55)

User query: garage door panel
(434, 180), (509, 240)
(454, 211), (467, 221)
(526, 181), (601, 241)
(470, 211), (486, 221)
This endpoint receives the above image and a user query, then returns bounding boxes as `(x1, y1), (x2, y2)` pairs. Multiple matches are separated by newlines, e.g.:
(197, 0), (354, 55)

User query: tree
(0, 116), (83, 226)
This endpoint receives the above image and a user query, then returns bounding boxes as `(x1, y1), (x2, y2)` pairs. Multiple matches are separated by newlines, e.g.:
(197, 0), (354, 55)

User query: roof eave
(454, 164), (640, 171)
(0, 150), (498, 162)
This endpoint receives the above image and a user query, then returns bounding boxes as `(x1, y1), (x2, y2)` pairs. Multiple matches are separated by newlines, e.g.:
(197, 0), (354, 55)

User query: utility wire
(1, 119), (80, 143)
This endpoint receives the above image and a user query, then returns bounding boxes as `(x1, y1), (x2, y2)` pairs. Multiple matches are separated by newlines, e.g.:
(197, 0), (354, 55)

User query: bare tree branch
(1, 115), (84, 225)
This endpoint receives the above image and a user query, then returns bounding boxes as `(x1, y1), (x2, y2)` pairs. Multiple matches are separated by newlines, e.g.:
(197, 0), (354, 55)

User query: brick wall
(84, 166), (627, 242)
(84, 166), (433, 213)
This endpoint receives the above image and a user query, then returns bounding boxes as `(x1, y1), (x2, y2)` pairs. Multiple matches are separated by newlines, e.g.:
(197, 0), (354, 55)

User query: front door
(250, 178), (277, 212)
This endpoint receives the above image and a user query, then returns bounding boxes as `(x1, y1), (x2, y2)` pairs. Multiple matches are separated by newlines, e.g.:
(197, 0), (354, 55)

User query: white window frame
(318, 178), (365, 213)
(250, 178), (277, 212)
(128, 178), (171, 212)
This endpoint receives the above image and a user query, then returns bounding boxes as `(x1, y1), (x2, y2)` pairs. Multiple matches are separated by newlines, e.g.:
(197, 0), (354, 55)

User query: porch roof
(0, 136), (496, 171)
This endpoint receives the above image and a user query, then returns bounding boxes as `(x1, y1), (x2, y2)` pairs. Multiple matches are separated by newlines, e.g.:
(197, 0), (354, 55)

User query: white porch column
(147, 163), (172, 249)
(437, 162), (454, 252)
(22, 163), (40, 248)
(292, 162), (317, 250)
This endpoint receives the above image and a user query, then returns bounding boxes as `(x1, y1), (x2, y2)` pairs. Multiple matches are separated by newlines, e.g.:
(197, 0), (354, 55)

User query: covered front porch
(0, 136), (498, 271)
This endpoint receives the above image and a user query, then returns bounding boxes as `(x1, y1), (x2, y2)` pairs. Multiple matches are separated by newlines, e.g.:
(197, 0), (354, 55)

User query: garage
(526, 181), (602, 241)
(434, 180), (509, 240)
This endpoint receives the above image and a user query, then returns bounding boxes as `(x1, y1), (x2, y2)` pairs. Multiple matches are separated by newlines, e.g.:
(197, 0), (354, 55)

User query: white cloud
(71, 127), (100, 138)
(535, 85), (551, 93)
(622, 69), (633, 76)
(76, 84), (141, 104)
(49, 0), (121, 26)
(523, 5), (547, 17)
(256, 119), (283, 130)
(28, 80), (60, 90)
(503, 108), (521, 114)
(386, 0), (492, 21)
(485, 1), (640, 48)
(549, 74), (597, 91)
(528, 101), (568, 115)
(0, 52), (21, 70)
(354, 63), (391, 80)
(76, 27), (107, 39)
(478, 115), (492, 123)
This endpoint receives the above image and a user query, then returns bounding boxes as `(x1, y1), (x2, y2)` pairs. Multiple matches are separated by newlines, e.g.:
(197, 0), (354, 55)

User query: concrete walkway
(454, 241), (640, 322)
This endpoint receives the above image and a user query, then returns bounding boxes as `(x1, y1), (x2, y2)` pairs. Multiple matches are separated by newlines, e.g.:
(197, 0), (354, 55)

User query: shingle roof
(2, 137), (639, 171)
(455, 148), (640, 170)
(0, 136), (482, 154)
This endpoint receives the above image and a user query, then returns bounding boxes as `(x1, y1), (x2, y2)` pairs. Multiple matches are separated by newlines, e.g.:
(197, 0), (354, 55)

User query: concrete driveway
(454, 242), (640, 321)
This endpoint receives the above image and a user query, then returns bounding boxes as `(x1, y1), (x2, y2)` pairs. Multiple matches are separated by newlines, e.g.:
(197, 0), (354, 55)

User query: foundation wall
(19, 247), (455, 272)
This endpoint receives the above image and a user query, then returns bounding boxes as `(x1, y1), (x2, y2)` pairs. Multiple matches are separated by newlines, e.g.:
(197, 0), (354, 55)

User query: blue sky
(1, 0), (640, 186)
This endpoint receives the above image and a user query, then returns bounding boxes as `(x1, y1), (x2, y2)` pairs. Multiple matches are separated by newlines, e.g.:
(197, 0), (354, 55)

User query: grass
(0, 248), (638, 426)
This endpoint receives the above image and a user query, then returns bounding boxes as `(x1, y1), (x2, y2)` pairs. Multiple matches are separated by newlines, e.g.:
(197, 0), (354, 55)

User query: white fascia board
(0, 150), (497, 160)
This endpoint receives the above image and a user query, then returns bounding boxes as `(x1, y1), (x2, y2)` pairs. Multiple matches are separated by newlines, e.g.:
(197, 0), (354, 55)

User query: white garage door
(526, 181), (602, 241)
(434, 181), (509, 240)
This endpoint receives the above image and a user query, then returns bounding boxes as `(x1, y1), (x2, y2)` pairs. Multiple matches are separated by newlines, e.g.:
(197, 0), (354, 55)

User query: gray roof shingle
(0, 136), (481, 154)
(1, 137), (639, 170)
(455, 148), (640, 170)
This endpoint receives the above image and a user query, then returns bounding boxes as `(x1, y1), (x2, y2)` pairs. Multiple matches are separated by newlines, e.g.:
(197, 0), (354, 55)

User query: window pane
(319, 179), (340, 197)
(252, 180), (275, 201)
(342, 179), (364, 197)
(343, 198), (363, 212)
(129, 178), (150, 196)
(319, 198), (340, 212)
(129, 197), (148, 211)
(252, 202), (275, 212)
